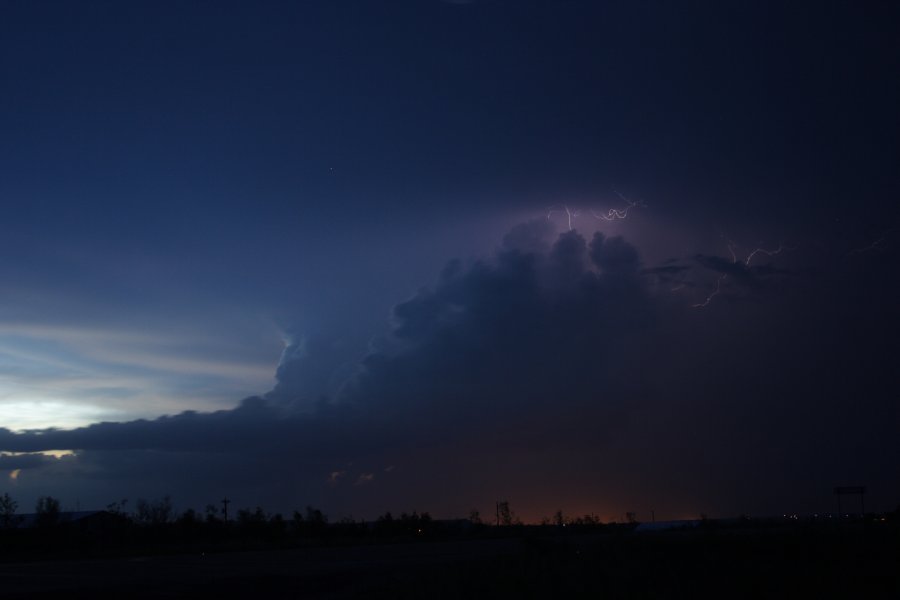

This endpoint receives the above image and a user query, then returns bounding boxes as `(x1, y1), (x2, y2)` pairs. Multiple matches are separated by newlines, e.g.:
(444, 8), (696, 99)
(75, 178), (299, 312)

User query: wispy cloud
(0, 320), (281, 430)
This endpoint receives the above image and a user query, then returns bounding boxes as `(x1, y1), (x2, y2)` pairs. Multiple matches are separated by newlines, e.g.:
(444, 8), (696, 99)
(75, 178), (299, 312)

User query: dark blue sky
(1, 1), (898, 521)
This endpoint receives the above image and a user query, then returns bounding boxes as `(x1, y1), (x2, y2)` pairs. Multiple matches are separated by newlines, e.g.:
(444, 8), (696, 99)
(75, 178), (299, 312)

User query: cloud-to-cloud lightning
(547, 193), (645, 231)
(692, 275), (725, 309)
(847, 227), (897, 257)
(546, 205), (579, 231)
(589, 192), (647, 222)
(744, 244), (786, 266)
(692, 238), (793, 308)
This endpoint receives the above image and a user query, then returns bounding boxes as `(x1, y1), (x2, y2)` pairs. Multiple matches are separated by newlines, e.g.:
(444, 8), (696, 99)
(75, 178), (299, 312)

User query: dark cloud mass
(2, 224), (897, 521)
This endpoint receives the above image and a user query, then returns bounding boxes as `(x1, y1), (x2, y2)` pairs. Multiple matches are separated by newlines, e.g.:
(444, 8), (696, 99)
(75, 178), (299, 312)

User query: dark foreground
(1, 523), (897, 598)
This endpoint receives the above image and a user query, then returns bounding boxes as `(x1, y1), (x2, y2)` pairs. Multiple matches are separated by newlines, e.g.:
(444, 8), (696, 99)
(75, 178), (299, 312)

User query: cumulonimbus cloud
(1, 223), (897, 519)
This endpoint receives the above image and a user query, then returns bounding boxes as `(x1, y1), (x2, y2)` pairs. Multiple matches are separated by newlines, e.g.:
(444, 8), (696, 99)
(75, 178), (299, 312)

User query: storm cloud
(1, 227), (653, 451)
(1, 225), (897, 521)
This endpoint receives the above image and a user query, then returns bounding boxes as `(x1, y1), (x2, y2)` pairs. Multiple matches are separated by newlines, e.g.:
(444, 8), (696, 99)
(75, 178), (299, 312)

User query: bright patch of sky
(0, 321), (281, 430)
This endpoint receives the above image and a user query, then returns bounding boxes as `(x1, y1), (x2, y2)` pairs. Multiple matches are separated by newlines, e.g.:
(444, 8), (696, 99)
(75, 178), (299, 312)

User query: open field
(1, 522), (897, 598)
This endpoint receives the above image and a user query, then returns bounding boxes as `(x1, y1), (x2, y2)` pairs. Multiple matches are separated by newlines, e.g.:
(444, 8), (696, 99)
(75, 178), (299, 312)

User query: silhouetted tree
(403, 511), (431, 535)
(177, 508), (199, 526)
(269, 512), (286, 538)
(497, 501), (515, 526)
(204, 503), (221, 524)
(35, 496), (60, 527)
(0, 493), (21, 529)
(297, 506), (327, 536)
(290, 509), (304, 533)
(375, 511), (394, 536)
(333, 515), (364, 536)
(237, 506), (268, 538)
(306, 506), (326, 524)
(134, 496), (173, 525)
(237, 506), (266, 525)
(106, 498), (129, 517)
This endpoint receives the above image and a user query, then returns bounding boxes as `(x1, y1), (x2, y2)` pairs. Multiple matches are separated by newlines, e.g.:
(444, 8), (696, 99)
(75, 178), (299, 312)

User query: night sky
(1, 1), (898, 522)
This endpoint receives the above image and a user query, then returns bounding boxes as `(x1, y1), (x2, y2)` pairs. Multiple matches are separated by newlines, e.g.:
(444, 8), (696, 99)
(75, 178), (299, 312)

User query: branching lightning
(589, 193), (647, 221)
(547, 193), (645, 231)
(692, 239), (794, 309)
(546, 205), (579, 231)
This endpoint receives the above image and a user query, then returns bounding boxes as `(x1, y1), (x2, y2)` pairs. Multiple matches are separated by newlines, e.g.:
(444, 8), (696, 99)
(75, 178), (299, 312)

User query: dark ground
(1, 522), (897, 598)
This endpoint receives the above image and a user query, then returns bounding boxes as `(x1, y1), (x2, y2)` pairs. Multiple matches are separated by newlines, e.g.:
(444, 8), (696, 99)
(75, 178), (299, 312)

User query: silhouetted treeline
(1, 492), (897, 564)
(0, 493), (487, 561)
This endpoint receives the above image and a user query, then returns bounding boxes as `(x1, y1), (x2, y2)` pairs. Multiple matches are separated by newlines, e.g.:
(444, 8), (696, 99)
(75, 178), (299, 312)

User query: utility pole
(221, 497), (230, 522)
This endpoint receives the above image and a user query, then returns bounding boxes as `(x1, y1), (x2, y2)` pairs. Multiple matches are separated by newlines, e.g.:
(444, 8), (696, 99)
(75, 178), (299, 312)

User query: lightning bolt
(547, 204), (580, 231)
(692, 241), (736, 308)
(847, 226), (899, 257)
(744, 244), (785, 266)
(692, 240), (793, 308)
(692, 275), (724, 309)
(546, 205), (579, 231)
(547, 193), (645, 230)
(588, 192), (646, 221)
